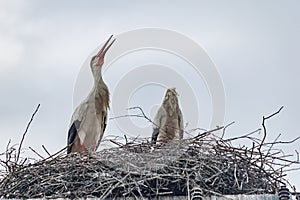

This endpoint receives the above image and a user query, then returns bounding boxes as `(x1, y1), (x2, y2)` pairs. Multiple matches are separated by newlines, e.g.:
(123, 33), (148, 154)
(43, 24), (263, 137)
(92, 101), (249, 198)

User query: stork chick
(67, 35), (115, 154)
(152, 88), (184, 144)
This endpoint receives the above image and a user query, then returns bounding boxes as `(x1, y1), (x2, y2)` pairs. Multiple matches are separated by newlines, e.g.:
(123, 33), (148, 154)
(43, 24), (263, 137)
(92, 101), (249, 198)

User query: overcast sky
(0, 0), (299, 190)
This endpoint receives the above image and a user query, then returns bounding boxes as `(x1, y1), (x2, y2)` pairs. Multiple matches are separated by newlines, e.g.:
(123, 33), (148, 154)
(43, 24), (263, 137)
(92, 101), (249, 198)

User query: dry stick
(295, 150), (299, 163)
(185, 127), (207, 135)
(110, 106), (162, 136)
(111, 106), (189, 136)
(16, 104), (40, 163)
(42, 145), (51, 157)
(221, 121), (235, 139)
(0, 140), (17, 175)
(41, 146), (68, 162)
(109, 139), (123, 147)
(99, 173), (130, 199)
(262, 136), (300, 146)
(187, 173), (190, 200)
(194, 126), (224, 140)
(264, 134), (281, 160)
(29, 147), (44, 159)
(259, 106), (284, 168)
(124, 134), (128, 144)
(5, 140), (11, 168)
(233, 163), (240, 188)
(260, 106), (284, 150)
(109, 106), (152, 124)
(222, 128), (261, 143)
(127, 106), (149, 120)
(248, 142), (255, 163)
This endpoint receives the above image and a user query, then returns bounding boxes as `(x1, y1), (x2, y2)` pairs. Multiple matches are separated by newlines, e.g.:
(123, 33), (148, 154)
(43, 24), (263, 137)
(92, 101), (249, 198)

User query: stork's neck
(91, 62), (104, 83)
(91, 75), (110, 109)
(92, 75), (106, 92)
(91, 65), (105, 88)
(93, 74), (103, 84)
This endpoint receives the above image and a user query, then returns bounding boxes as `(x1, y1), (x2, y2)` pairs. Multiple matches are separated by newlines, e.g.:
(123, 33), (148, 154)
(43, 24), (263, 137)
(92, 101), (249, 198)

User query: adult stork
(152, 88), (184, 144)
(67, 35), (115, 154)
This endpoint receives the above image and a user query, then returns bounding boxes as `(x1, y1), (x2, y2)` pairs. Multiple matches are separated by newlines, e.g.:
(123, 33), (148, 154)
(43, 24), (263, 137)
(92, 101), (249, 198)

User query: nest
(0, 127), (299, 199)
(0, 106), (299, 199)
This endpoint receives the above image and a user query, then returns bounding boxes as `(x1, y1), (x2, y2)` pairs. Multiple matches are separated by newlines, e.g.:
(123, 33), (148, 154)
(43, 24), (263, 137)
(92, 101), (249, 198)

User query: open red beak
(95, 35), (116, 66)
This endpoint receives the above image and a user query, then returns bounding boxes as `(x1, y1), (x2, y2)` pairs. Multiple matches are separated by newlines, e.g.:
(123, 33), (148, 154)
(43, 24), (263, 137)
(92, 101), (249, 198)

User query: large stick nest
(0, 106), (299, 199)
(0, 127), (298, 199)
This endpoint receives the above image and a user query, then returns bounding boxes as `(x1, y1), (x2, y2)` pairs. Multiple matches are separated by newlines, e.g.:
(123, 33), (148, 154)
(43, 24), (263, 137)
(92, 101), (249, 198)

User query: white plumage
(152, 88), (184, 144)
(67, 35), (115, 154)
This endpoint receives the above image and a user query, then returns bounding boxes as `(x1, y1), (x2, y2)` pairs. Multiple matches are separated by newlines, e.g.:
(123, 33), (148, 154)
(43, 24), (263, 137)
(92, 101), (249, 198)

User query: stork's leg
(81, 143), (85, 152)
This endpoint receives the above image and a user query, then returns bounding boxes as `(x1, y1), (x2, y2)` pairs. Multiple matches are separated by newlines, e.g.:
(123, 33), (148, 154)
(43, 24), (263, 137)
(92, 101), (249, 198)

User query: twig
(262, 136), (300, 146)
(43, 146), (68, 161)
(42, 145), (51, 157)
(223, 128), (261, 143)
(29, 147), (44, 159)
(295, 150), (299, 163)
(16, 104), (40, 163)
(259, 106), (284, 167)
(110, 106), (192, 137)
(264, 134), (281, 160)
(221, 121), (235, 139)
(261, 106), (284, 149)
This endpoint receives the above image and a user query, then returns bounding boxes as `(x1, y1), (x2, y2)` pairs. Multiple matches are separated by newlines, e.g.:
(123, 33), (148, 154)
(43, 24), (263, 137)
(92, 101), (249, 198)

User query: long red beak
(95, 35), (116, 66)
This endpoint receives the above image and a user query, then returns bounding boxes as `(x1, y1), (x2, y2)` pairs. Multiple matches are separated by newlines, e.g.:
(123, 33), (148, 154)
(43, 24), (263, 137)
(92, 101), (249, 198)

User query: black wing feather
(103, 115), (107, 133)
(67, 120), (80, 154)
(151, 128), (160, 144)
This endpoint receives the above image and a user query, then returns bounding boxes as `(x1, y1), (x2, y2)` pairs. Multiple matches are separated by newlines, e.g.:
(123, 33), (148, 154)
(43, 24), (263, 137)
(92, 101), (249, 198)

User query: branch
(259, 106), (284, 167)
(29, 146), (44, 159)
(42, 145), (51, 157)
(221, 121), (235, 139)
(16, 104), (41, 163)
(110, 106), (193, 137)
(261, 106), (284, 147)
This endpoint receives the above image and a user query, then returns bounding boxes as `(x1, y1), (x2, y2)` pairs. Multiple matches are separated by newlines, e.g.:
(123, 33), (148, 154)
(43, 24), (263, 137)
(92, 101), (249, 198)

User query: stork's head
(90, 35), (116, 78)
(163, 88), (179, 114)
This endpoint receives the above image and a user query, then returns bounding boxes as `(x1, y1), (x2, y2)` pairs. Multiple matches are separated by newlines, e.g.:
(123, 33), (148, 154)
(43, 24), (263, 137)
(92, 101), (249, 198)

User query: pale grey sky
(0, 0), (299, 190)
